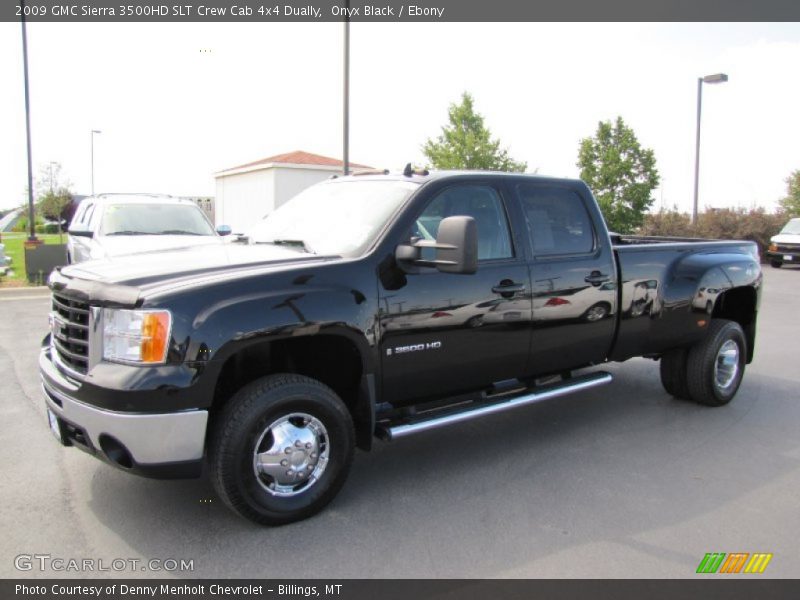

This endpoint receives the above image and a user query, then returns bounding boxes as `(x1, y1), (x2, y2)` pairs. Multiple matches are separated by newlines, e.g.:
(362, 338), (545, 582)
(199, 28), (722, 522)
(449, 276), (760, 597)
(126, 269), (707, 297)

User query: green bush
(13, 215), (45, 233)
(639, 209), (694, 237)
(640, 207), (787, 262)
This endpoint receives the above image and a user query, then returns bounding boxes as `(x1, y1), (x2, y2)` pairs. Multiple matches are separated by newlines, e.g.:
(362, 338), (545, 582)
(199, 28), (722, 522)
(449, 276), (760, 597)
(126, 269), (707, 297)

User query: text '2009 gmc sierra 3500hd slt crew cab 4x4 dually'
(40, 168), (762, 525)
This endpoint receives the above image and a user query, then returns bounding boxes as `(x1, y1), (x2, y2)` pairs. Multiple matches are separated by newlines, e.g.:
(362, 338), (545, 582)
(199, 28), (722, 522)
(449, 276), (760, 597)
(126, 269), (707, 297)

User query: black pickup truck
(41, 170), (762, 525)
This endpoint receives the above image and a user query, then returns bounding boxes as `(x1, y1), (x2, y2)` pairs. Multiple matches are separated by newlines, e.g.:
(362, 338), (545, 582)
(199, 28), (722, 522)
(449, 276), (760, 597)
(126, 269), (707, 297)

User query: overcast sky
(1, 22), (799, 213)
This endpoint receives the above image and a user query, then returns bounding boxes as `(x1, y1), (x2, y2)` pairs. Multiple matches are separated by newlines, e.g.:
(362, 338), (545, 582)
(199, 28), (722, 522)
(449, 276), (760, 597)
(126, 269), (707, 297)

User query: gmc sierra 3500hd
(40, 168), (762, 525)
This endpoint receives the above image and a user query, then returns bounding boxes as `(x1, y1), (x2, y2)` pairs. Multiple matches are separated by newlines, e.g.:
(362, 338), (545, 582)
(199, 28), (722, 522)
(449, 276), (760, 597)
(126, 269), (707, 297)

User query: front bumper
(40, 348), (207, 479)
(766, 249), (800, 264)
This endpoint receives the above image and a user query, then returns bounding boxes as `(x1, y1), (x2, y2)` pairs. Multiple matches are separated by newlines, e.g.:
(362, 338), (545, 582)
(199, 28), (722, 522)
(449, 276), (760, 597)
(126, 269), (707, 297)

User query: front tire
(686, 319), (747, 406)
(770, 260), (782, 268)
(209, 374), (355, 525)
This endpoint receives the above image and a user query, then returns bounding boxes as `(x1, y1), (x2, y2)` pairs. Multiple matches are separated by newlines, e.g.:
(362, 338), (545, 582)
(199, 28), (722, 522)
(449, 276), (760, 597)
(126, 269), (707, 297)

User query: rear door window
(516, 185), (595, 257)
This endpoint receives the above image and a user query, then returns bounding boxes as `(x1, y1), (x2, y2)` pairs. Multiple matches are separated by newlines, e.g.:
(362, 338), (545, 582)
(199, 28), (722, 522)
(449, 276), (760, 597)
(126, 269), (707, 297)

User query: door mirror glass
(216, 225), (232, 237)
(395, 216), (477, 274)
(435, 216), (478, 274)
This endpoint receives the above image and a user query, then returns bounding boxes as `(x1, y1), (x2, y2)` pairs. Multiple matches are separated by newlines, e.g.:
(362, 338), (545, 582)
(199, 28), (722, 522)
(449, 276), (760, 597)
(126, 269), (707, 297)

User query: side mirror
(216, 225), (232, 237)
(68, 227), (93, 239)
(395, 216), (477, 275)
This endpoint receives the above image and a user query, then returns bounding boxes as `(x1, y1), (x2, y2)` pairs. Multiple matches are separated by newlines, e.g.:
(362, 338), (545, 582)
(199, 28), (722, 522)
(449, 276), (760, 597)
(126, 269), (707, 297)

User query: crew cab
(40, 169), (761, 525)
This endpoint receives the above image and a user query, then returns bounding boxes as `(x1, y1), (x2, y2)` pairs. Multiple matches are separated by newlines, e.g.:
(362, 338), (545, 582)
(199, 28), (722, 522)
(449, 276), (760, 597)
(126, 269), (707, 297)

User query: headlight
(102, 309), (172, 364)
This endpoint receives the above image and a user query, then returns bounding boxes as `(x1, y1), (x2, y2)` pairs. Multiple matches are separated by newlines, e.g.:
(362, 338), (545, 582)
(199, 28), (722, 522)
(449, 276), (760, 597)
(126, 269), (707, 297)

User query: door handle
(492, 282), (526, 296)
(584, 271), (610, 286)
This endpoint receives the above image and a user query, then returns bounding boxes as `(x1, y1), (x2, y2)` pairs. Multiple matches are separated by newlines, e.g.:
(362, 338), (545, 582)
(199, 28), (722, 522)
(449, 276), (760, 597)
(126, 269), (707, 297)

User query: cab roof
(82, 193), (198, 206)
(328, 168), (581, 187)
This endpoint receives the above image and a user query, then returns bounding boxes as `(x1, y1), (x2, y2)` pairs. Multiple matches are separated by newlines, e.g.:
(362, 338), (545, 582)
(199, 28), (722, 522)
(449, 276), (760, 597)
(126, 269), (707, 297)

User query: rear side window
(517, 185), (595, 256)
(83, 204), (97, 227)
(70, 202), (94, 229)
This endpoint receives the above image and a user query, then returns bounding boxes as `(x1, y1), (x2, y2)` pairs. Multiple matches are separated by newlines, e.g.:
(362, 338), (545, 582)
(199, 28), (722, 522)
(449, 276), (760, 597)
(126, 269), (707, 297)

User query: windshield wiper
(259, 239), (316, 254)
(105, 230), (152, 236)
(159, 230), (204, 235)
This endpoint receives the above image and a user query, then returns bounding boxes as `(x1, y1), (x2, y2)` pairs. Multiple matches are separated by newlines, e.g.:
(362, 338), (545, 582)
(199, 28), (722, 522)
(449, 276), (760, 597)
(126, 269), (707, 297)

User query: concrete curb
(0, 286), (49, 297)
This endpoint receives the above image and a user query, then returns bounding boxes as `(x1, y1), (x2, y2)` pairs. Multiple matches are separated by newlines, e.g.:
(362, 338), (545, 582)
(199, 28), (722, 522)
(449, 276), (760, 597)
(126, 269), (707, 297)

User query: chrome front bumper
(41, 349), (208, 477)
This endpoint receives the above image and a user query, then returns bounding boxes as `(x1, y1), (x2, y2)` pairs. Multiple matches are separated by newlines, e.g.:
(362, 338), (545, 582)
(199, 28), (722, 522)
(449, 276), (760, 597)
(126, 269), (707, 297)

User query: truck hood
(96, 234), (224, 258)
(771, 233), (800, 245)
(52, 243), (339, 305)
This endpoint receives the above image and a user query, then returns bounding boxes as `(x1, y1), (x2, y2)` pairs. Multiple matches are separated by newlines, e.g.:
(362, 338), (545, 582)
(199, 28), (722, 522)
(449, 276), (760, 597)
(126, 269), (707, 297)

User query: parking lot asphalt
(0, 268), (798, 579)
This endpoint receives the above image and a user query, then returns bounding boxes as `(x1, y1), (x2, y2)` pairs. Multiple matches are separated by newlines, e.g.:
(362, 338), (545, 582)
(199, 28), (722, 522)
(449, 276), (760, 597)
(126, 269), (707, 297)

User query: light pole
(20, 0), (38, 244)
(48, 161), (57, 193)
(90, 129), (102, 196)
(692, 73), (728, 224)
(342, 0), (350, 176)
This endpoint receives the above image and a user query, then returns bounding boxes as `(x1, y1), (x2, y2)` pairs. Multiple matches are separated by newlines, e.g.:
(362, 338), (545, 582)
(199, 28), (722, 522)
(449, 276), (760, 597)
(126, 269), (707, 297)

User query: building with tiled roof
(217, 150), (371, 175)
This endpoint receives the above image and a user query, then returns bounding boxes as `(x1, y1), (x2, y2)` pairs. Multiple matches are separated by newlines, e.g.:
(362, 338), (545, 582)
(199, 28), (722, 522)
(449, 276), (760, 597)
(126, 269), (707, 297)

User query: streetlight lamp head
(702, 73), (728, 84)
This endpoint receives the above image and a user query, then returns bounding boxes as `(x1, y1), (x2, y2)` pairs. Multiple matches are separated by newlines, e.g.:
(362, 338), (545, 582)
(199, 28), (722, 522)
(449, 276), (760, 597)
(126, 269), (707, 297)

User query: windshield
(247, 180), (419, 256)
(101, 203), (215, 236)
(779, 219), (800, 235)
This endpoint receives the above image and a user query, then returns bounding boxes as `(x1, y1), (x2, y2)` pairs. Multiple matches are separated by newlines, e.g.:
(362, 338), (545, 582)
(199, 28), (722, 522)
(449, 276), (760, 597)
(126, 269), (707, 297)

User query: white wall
(214, 169), (275, 234)
(273, 167), (337, 209)
(215, 165), (339, 234)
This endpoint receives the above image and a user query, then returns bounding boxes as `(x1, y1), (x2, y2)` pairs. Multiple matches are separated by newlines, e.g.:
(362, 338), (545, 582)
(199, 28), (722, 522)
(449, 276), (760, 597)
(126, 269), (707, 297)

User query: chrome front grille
(51, 292), (91, 376)
(776, 244), (800, 253)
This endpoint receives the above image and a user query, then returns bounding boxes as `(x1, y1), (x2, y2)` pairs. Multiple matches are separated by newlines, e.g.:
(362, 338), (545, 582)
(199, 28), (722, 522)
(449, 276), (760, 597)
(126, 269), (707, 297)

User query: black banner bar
(4, 580), (800, 600)
(4, 0), (800, 23)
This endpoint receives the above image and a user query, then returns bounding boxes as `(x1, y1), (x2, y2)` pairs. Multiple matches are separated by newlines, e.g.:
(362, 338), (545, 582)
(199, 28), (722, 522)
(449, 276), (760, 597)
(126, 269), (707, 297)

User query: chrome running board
(377, 371), (613, 441)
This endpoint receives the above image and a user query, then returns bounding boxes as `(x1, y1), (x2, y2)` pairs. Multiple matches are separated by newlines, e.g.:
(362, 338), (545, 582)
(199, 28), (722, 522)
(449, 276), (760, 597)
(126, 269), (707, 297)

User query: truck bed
(609, 236), (760, 363)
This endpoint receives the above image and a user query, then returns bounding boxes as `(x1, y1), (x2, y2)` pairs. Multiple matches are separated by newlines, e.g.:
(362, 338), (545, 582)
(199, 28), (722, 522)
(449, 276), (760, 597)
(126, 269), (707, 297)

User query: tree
(37, 162), (62, 197)
(422, 92), (527, 172)
(778, 169), (800, 216)
(38, 188), (73, 240)
(35, 162), (74, 240)
(578, 116), (660, 233)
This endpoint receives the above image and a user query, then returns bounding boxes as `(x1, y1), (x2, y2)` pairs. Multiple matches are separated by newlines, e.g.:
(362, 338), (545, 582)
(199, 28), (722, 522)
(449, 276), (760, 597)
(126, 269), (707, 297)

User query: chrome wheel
(686, 319), (746, 407)
(714, 339), (740, 391)
(252, 413), (329, 497)
(585, 305), (608, 322)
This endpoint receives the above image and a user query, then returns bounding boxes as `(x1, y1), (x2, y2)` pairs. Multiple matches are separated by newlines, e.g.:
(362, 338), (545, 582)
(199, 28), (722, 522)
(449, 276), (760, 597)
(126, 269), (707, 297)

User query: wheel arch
(210, 332), (376, 450)
(675, 253), (760, 365)
(711, 286), (758, 363)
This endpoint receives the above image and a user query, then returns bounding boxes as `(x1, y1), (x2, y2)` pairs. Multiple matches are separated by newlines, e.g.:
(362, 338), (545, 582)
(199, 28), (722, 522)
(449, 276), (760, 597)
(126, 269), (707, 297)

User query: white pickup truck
(767, 217), (800, 268)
